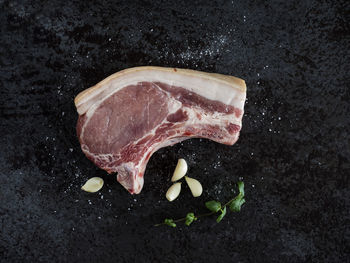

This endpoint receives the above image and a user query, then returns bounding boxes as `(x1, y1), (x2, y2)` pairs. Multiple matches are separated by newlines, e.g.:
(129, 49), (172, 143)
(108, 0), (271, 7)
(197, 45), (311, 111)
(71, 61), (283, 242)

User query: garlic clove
(185, 176), (203, 197)
(171, 158), (188, 182)
(81, 177), (104, 193)
(166, 182), (182, 201)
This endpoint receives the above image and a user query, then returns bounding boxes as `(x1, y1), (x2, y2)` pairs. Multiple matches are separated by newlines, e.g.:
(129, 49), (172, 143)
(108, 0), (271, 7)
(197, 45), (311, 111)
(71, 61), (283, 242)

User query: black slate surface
(0, 0), (349, 262)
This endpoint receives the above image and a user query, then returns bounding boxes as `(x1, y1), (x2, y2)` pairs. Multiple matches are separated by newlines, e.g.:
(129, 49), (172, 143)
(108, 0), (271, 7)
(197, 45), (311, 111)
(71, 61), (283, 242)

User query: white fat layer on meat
(77, 69), (246, 116)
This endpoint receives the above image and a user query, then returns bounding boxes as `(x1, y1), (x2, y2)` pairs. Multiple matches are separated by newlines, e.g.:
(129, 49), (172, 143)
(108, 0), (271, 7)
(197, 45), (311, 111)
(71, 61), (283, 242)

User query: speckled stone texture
(0, 0), (349, 262)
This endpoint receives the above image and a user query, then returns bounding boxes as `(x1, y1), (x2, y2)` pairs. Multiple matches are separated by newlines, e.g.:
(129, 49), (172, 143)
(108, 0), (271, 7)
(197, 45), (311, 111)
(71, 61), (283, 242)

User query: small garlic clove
(185, 176), (203, 197)
(81, 177), (104, 193)
(166, 182), (182, 201)
(171, 158), (188, 182)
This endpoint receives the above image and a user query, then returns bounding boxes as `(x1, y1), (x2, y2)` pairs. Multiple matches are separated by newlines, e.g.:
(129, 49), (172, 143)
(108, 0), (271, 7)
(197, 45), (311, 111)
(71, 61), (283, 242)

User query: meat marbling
(75, 67), (246, 194)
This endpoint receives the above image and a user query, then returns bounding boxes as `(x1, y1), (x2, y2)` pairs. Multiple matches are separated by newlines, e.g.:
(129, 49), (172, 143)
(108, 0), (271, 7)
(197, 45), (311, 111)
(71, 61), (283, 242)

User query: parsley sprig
(155, 181), (245, 227)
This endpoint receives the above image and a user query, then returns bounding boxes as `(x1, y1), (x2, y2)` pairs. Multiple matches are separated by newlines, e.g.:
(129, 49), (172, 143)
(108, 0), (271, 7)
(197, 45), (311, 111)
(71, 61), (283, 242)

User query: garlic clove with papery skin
(166, 182), (182, 201)
(81, 177), (104, 193)
(171, 158), (188, 182)
(185, 176), (203, 197)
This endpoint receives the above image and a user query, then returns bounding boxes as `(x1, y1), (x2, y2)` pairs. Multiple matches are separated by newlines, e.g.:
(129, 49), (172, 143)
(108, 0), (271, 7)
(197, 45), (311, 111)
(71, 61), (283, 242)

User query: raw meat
(75, 67), (246, 194)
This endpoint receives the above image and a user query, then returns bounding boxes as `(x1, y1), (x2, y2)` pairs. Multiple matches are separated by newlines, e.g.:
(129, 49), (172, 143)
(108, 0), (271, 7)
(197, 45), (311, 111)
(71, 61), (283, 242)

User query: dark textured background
(0, 0), (349, 262)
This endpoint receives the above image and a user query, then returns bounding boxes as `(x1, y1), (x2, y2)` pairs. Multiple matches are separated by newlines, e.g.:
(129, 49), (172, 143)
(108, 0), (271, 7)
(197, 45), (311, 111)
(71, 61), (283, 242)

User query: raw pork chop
(75, 67), (246, 194)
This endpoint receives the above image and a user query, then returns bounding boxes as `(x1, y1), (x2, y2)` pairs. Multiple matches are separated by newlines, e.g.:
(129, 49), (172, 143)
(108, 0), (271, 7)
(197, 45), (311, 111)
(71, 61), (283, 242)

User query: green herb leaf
(185, 212), (197, 226)
(229, 197), (245, 212)
(237, 181), (244, 196)
(164, 218), (176, 227)
(205, 200), (221, 212)
(229, 181), (245, 212)
(216, 206), (227, 223)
